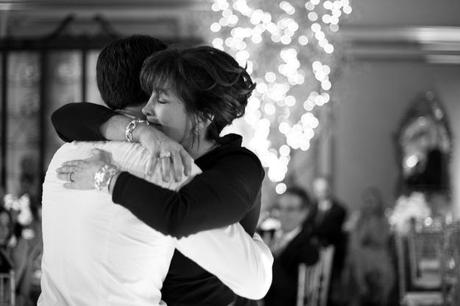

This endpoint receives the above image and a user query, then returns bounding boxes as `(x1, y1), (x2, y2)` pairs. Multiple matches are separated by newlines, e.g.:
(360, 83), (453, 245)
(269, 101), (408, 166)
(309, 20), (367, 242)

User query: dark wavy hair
(96, 35), (167, 110)
(140, 46), (255, 142)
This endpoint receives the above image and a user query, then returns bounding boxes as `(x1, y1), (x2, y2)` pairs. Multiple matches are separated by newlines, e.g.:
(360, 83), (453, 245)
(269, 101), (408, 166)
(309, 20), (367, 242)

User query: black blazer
(310, 199), (347, 275)
(264, 226), (319, 306)
(310, 199), (347, 247)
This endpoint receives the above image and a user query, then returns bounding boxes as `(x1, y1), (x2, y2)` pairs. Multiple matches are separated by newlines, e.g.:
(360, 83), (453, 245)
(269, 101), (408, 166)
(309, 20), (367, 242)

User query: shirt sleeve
(51, 102), (116, 142)
(112, 152), (265, 238)
(176, 225), (273, 299)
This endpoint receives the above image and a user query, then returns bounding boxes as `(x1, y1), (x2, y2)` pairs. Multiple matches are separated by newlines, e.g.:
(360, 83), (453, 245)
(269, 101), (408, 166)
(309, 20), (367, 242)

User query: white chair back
(0, 271), (15, 306)
(297, 246), (334, 306)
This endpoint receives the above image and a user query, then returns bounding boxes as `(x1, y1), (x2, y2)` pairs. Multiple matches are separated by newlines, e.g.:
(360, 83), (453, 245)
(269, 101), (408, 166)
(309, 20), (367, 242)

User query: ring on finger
(159, 152), (171, 159)
(68, 172), (74, 183)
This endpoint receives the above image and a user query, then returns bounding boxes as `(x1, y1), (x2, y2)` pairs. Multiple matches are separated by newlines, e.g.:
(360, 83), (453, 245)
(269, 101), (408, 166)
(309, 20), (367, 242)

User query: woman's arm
(112, 152), (264, 238)
(53, 103), (191, 180)
(52, 102), (170, 145)
(51, 102), (167, 146)
(51, 102), (116, 142)
(58, 149), (263, 237)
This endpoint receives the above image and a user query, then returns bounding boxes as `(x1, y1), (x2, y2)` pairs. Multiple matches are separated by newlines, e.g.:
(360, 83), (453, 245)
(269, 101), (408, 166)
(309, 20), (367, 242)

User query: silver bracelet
(125, 119), (149, 143)
(94, 164), (120, 192)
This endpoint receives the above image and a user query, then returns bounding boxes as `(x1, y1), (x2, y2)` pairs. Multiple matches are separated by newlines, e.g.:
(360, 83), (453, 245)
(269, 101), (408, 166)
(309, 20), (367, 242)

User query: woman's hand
(56, 149), (113, 189)
(136, 125), (192, 182)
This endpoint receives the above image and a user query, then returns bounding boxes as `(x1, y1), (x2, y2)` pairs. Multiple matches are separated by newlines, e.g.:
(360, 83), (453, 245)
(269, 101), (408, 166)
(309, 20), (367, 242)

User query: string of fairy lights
(208, 0), (352, 194)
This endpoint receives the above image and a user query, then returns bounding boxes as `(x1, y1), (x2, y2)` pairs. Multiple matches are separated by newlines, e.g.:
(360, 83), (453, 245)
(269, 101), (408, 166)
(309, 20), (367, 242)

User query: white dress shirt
(39, 141), (272, 306)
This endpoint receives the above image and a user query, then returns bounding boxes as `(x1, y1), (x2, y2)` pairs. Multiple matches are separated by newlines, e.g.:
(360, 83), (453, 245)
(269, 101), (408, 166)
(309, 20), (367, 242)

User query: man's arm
(175, 224), (273, 300)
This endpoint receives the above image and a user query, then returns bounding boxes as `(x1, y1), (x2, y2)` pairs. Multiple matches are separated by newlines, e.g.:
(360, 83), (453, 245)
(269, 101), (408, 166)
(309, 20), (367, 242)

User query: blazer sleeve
(112, 152), (265, 238)
(51, 102), (116, 142)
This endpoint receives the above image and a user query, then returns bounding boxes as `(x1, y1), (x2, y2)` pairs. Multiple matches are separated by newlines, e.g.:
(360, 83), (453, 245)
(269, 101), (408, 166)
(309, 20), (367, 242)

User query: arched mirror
(396, 92), (452, 204)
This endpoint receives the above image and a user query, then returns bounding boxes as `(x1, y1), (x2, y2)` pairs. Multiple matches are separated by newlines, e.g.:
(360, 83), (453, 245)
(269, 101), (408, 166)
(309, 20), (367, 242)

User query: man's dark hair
(96, 35), (167, 110)
(283, 186), (312, 210)
(140, 46), (255, 142)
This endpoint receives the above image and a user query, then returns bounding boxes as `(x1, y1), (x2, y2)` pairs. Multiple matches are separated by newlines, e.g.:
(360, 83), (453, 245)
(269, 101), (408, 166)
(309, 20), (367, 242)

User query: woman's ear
(190, 114), (206, 137)
(197, 113), (214, 130)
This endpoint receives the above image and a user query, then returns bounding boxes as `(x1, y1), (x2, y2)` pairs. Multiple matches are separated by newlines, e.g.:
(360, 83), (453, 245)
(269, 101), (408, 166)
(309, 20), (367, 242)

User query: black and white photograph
(0, 0), (459, 305)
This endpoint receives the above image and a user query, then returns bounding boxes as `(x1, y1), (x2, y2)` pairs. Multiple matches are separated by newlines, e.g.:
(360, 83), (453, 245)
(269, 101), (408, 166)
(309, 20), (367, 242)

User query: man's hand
(136, 125), (192, 182)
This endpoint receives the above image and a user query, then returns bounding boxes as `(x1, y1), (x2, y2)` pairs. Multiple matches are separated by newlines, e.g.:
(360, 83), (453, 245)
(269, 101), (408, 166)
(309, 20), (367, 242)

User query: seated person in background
(21, 201), (42, 305)
(264, 186), (319, 306)
(0, 207), (15, 273)
(344, 187), (394, 306)
(0, 207), (32, 306)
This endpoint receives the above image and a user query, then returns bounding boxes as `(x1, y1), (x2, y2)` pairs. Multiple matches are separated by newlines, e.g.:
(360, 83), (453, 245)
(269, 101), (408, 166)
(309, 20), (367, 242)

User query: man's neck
(318, 199), (332, 211)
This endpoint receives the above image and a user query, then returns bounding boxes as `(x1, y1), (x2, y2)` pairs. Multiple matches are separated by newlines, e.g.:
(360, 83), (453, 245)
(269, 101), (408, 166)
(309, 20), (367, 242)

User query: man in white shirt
(38, 36), (272, 306)
(39, 141), (271, 306)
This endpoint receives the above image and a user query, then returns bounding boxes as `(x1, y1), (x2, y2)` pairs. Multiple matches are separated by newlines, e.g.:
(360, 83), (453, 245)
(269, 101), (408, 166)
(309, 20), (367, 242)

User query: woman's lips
(147, 118), (162, 128)
(150, 122), (163, 130)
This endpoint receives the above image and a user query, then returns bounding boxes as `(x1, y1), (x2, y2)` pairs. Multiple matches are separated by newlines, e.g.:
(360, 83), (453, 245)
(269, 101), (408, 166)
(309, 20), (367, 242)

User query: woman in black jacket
(53, 46), (265, 306)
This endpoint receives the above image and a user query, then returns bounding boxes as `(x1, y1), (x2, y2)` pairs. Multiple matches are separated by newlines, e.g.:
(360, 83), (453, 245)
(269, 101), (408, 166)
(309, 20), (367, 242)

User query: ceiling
(1, 0), (460, 63)
(1, 0), (460, 27)
(0, 0), (206, 10)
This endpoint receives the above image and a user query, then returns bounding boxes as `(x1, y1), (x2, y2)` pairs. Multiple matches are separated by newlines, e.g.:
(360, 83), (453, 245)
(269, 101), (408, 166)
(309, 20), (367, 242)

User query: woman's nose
(141, 105), (150, 116)
(142, 100), (155, 117)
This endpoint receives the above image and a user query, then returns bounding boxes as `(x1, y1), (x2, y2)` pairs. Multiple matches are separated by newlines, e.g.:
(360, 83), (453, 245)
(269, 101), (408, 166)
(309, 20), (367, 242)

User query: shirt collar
(279, 226), (302, 243)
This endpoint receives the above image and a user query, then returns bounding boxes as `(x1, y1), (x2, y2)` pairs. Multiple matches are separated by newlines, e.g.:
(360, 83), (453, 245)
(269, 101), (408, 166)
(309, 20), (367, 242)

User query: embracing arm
(176, 224), (273, 299)
(52, 102), (170, 144)
(54, 104), (264, 236)
(51, 102), (116, 142)
(112, 152), (264, 238)
(53, 103), (190, 180)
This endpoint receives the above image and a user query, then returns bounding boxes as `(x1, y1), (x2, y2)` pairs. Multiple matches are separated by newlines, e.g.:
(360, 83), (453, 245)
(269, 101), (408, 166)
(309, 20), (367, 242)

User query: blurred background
(1, 0), (460, 305)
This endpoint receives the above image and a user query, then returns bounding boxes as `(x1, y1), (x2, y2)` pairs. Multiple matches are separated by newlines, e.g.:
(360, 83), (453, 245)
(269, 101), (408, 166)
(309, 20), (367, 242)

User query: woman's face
(142, 88), (193, 145)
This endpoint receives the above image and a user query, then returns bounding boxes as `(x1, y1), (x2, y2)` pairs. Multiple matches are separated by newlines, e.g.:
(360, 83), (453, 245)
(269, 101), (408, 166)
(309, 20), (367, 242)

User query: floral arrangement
(3, 193), (33, 226)
(389, 192), (432, 233)
(2, 193), (35, 242)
